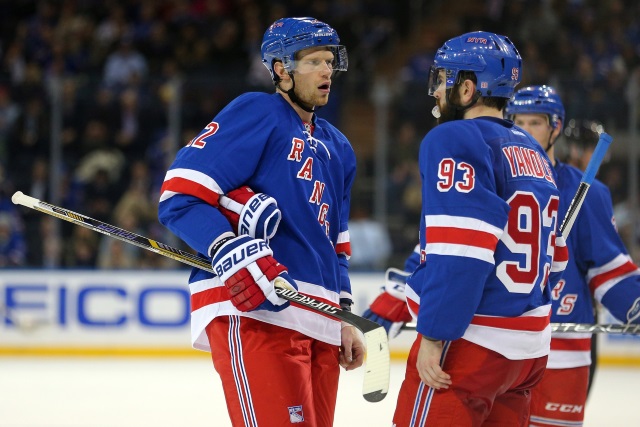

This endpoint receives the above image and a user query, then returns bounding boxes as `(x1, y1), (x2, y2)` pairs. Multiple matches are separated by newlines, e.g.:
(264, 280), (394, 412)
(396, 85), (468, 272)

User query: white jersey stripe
(587, 254), (634, 283)
(593, 270), (640, 302)
(426, 214), (504, 237)
(425, 242), (495, 264)
(161, 168), (224, 201)
(337, 230), (350, 244)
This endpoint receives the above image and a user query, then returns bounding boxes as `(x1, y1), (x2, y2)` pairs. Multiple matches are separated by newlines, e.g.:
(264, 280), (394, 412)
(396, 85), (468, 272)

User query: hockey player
(506, 85), (640, 427)
(386, 32), (569, 426)
(158, 17), (364, 427)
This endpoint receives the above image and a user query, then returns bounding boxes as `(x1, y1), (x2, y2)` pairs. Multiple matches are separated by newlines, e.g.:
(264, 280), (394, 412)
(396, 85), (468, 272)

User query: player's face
(514, 113), (554, 150)
(291, 47), (334, 107)
(432, 69), (459, 125)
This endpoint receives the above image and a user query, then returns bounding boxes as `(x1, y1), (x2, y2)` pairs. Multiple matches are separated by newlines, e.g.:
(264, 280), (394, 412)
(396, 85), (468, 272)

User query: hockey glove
(218, 186), (281, 241)
(362, 268), (413, 338)
(212, 235), (297, 312)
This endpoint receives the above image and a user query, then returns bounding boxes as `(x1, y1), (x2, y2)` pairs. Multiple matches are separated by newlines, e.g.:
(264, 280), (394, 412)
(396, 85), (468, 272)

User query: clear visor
(427, 66), (456, 96)
(283, 45), (348, 74)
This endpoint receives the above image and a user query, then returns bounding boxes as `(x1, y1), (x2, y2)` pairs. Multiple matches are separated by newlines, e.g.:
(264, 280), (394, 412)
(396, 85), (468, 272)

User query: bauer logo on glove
(211, 235), (298, 312)
(218, 186), (282, 241)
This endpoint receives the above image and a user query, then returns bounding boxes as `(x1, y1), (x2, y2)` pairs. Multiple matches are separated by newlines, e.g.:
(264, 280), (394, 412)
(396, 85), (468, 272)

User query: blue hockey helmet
(427, 31), (522, 98)
(261, 17), (348, 83)
(506, 85), (565, 129)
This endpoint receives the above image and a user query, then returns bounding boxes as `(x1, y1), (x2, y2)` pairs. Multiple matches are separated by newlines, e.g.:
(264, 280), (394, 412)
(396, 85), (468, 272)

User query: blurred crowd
(0, 0), (411, 268)
(0, 0), (638, 270)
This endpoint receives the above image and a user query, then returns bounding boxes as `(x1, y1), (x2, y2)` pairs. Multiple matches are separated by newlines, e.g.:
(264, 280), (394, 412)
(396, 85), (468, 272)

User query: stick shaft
(402, 322), (640, 334)
(559, 132), (613, 237)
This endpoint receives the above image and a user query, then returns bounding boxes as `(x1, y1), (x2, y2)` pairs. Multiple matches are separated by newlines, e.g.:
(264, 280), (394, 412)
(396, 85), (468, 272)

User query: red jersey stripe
(427, 226), (499, 250)
(191, 287), (229, 311)
(161, 177), (221, 206)
(335, 241), (351, 257)
(550, 337), (592, 352)
(589, 261), (639, 291)
(470, 311), (550, 332)
(554, 242), (569, 263)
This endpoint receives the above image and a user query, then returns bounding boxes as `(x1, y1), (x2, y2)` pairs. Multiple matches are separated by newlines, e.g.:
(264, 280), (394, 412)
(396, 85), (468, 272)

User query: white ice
(0, 357), (637, 426)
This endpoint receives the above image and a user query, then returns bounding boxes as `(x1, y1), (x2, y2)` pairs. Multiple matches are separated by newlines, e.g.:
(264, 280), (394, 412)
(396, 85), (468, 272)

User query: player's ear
(274, 61), (290, 82)
(461, 79), (476, 103)
(551, 119), (563, 140)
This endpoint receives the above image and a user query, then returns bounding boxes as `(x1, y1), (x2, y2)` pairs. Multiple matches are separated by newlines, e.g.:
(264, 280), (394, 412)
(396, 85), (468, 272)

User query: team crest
(288, 405), (304, 423)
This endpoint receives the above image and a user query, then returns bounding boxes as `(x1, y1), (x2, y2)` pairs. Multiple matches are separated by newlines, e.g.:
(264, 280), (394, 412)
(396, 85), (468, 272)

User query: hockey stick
(559, 132), (613, 236)
(402, 322), (640, 335)
(11, 191), (390, 402)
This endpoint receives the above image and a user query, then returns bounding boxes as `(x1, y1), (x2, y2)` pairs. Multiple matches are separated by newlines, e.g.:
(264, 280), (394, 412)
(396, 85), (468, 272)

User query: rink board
(1, 270), (639, 365)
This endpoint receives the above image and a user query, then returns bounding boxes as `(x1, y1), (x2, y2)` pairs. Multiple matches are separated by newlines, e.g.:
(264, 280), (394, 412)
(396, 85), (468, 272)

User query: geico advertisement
(1, 270), (193, 348)
(0, 270), (411, 354)
(2, 271), (638, 360)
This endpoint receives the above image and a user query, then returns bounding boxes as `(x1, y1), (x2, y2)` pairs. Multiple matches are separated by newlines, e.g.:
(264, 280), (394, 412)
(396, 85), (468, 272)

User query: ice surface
(0, 358), (636, 426)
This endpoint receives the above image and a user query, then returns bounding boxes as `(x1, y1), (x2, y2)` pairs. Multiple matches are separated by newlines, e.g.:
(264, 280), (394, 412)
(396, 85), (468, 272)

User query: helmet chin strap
(545, 136), (554, 153)
(278, 72), (316, 113)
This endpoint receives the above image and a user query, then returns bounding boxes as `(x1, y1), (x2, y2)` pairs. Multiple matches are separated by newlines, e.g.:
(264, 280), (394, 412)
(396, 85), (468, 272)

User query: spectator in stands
(348, 203), (392, 271)
(8, 96), (49, 178)
(0, 212), (26, 267)
(0, 85), (20, 165)
(103, 36), (148, 90)
(63, 225), (98, 268)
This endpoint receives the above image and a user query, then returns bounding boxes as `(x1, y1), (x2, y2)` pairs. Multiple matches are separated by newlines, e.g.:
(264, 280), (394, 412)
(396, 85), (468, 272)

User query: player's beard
(297, 85), (328, 108)
(437, 90), (467, 125)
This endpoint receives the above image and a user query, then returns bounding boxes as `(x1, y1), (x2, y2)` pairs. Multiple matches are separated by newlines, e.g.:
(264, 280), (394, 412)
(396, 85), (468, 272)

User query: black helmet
(563, 119), (604, 149)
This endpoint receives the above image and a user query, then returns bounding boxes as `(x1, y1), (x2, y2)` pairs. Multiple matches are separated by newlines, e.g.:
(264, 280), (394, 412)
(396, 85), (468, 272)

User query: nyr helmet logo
(466, 37), (487, 44)
(511, 67), (520, 81)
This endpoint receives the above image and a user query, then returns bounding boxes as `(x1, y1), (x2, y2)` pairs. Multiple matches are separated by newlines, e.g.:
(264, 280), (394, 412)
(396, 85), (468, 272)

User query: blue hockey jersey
(158, 92), (356, 350)
(406, 117), (568, 360)
(548, 162), (640, 368)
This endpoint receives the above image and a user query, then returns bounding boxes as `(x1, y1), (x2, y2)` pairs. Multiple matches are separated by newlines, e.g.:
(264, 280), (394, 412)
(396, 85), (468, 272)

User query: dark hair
(483, 97), (508, 110)
(457, 70), (508, 110)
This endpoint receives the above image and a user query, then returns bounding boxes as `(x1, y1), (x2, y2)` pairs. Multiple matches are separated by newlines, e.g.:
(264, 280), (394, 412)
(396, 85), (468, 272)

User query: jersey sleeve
(575, 181), (640, 323)
(412, 124), (509, 340)
(158, 94), (277, 256)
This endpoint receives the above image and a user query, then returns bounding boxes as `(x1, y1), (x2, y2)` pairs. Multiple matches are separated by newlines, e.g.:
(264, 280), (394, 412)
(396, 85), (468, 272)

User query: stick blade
(361, 327), (390, 402)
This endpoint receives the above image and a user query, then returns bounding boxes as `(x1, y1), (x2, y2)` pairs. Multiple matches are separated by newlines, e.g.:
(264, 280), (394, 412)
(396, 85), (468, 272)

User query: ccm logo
(544, 403), (583, 413)
(214, 240), (269, 276)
